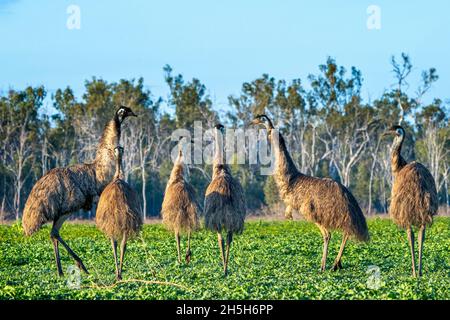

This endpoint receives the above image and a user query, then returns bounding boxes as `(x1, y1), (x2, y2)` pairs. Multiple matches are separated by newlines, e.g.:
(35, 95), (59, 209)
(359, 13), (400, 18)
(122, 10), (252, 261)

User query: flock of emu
(22, 107), (438, 280)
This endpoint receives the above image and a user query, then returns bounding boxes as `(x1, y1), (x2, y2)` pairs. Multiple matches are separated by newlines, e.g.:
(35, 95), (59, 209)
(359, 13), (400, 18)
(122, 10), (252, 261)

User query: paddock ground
(0, 217), (449, 300)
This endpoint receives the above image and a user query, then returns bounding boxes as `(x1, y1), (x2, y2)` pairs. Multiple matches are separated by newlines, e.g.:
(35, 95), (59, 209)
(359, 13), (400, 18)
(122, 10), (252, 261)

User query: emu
(22, 106), (136, 276)
(383, 125), (437, 277)
(252, 114), (369, 271)
(204, 124), (246, 275)
(96, 146), (142, 280)
(161, 138), (200, 264)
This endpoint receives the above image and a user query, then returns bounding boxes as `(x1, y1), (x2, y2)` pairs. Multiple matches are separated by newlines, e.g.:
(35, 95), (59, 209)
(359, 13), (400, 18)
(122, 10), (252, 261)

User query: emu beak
(381, 130), (393, 138)
(131, 111), (138, 117)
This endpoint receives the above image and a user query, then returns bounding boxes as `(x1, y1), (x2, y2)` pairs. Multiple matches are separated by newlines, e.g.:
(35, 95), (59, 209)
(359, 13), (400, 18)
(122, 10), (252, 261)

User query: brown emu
(161, 138), (200, 264)
(252, 114), (369, 271)
(22, 106), (136, 276)
(204, 124), (246, 275)
(383, 125), (437, 277)
(96, 146), (142, 280)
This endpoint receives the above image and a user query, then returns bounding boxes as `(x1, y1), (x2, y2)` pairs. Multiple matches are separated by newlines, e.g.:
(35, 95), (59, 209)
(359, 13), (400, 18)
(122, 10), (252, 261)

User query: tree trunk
(141, 163), (146, 220)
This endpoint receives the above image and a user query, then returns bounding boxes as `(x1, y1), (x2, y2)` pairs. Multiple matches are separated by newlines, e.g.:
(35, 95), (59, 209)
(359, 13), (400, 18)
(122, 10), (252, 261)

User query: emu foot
(116, 273), (122, 281)
(185, 249), (192, 264)
(331, 260), (343, 271)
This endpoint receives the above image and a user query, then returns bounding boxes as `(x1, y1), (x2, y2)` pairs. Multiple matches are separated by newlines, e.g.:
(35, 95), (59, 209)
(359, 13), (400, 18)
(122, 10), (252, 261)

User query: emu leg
(185, 231), (192, 264)
(54, 234), (89, 274)
(111, 238), (120, 280)
(50, 234), (63, 277)
(51, 220), (63, 276)
(118, 234), (127, 280)
(332, 234), (348, 271)
(418, 225), (426, 277)
(407, 227), (417, 277)
(317, 224), (331, 272)
(285, 205), (293, 221)
(217, 233), (225, 267)
(175, 231), (181, 263)
(224, 232), (233, 276)
(51, 217), (89, 274)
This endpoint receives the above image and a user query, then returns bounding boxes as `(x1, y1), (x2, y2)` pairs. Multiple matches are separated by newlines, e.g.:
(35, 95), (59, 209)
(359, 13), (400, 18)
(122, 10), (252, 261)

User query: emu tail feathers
(22, 198), (48, 236)
(344, 188), (370, 242)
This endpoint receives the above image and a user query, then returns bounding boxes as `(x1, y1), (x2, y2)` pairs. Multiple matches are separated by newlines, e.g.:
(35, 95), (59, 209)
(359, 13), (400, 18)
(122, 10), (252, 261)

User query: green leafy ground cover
(0, 218), (449, 300)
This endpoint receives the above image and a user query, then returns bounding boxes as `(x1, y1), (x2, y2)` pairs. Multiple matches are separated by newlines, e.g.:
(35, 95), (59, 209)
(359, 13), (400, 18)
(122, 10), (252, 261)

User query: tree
(308, 57), (373, 187)
(164, 65), (216, 128)
(1, 87), (44, 219)
(416, 102), (449, 213)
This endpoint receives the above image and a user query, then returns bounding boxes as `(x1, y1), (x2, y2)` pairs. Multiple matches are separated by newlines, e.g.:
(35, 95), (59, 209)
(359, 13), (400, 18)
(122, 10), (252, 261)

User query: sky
(0, 0), (449, 116)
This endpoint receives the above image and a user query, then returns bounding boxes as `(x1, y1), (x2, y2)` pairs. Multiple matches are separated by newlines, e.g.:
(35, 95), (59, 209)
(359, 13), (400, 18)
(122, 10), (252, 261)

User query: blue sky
(0, 0), (449, 115)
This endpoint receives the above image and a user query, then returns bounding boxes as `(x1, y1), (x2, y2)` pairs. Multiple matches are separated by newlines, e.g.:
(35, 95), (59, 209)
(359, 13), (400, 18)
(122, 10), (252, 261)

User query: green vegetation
(1, 218), (449, 300)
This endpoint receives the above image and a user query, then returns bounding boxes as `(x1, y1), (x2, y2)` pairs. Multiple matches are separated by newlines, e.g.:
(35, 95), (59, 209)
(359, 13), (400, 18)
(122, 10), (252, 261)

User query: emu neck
(391, 135), (407, 175)
(169, 153), (186, 183)
(212, 129), (230, 178)
(94, 118), (121, 190)
(114, 156), (124, 180)
(270, 129), (300, 187)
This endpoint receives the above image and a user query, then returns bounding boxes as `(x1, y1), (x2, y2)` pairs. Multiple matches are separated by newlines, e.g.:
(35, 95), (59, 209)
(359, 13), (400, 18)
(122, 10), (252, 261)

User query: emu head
(382, 125), (405, 139)
(251, 114), (274, 130)
(177, 137), (194, 157)
(214, 123), (225, 134)
(115, 106), (137, 124)
(382, 125), (405, 149)
(114, 146), (124, 160)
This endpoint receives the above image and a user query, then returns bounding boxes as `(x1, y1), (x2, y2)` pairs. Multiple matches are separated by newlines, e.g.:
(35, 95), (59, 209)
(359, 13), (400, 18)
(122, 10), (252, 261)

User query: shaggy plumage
(204, 124), (246, 275)
(385, 125), (437, 277)
(96, 146), (142, 280)
(22, 164), (98, 236)
(21, 106), (136, 276)
(204, 165), (246, 234)
(390, 162), (438, 228)
(252, 114), (368, 272)
(162, 151), (199, 234)
(286, 175), (369, 241)
(162, 178), (199, 233)
(96, 179), (143, 240)
(161, 143), (200, 263)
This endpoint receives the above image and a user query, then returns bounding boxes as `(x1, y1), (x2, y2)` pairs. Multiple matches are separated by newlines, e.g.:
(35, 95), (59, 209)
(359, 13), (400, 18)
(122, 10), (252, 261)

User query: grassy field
(0, 217), (449, 300)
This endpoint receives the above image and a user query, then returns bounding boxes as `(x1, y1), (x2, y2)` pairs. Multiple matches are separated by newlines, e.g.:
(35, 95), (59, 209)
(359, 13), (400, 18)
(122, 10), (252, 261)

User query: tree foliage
(0, 56), (448, 220)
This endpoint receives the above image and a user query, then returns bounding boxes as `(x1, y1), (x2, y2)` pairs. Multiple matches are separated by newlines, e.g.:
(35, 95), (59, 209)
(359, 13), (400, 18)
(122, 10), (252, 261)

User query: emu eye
(396, 128), (403, 136)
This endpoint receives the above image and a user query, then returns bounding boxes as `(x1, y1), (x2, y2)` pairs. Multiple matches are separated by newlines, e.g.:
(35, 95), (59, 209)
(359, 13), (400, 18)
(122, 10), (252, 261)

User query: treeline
(0, 55), (448, 220)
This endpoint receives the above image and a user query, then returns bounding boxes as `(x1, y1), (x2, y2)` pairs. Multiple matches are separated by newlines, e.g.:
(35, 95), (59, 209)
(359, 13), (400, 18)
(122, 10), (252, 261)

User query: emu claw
(331, 261), (343, 271)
